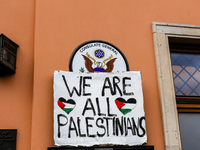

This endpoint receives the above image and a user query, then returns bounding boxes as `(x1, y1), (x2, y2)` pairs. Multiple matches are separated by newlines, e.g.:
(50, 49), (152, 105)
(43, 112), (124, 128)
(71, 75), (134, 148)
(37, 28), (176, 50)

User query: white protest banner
(54, 71), (147, 146)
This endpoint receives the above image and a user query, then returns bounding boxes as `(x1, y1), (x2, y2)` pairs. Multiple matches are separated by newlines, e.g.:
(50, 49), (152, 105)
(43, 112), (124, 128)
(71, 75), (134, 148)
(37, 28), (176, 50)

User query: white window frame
(152, 22), (200, 150)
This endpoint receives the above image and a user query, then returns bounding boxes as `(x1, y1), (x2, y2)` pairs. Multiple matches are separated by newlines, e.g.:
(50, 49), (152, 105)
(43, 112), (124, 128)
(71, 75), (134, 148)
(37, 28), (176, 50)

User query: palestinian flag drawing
(115, 98), (137, 115)
(58, 97), (76, 114)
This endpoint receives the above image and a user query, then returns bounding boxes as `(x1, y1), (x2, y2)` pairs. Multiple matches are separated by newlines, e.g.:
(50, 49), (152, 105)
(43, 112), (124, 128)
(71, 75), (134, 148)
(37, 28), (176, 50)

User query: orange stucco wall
(1, 0), (200, 150)
(0, 1), (35, 150)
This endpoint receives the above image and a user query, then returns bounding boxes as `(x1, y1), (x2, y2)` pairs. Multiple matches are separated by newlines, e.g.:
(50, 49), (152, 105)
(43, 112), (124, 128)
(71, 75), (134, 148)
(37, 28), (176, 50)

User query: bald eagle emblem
(82, 52), (117, 72)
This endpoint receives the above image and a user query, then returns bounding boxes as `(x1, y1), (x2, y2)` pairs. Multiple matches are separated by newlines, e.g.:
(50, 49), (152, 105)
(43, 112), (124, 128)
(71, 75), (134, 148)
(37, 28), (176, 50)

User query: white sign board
(54, 71), (147, 146)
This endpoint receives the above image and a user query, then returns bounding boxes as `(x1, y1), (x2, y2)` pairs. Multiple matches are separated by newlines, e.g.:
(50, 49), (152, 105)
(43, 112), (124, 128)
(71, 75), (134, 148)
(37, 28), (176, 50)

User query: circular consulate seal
(69, 40), (129, 73)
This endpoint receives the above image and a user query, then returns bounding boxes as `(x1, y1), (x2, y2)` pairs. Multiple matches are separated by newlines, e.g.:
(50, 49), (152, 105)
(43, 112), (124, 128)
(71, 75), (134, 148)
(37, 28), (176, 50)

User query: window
(171, 52), (200, 111)
(170, 40), (200, 112)
(169, 39), (200, 150)
(153, 22), (200, 150)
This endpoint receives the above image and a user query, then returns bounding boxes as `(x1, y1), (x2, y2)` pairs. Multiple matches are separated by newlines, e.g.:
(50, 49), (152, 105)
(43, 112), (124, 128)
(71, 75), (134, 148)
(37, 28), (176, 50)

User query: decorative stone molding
(152, 22), (200, 150)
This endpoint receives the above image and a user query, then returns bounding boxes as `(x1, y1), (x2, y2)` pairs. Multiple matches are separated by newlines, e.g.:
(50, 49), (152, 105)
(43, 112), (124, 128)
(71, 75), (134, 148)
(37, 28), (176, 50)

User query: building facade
(0, 1), (200, 150)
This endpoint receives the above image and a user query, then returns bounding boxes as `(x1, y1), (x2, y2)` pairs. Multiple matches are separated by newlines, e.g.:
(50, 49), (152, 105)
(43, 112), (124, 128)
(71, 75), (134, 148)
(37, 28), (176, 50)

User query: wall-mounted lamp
(0, 34), (19, 76)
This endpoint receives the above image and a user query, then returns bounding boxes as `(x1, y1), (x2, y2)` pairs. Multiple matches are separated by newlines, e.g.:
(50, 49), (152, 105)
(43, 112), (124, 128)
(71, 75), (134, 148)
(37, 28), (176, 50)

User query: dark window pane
(179, 113), (200, 150)
(171, 53), (200, 96)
